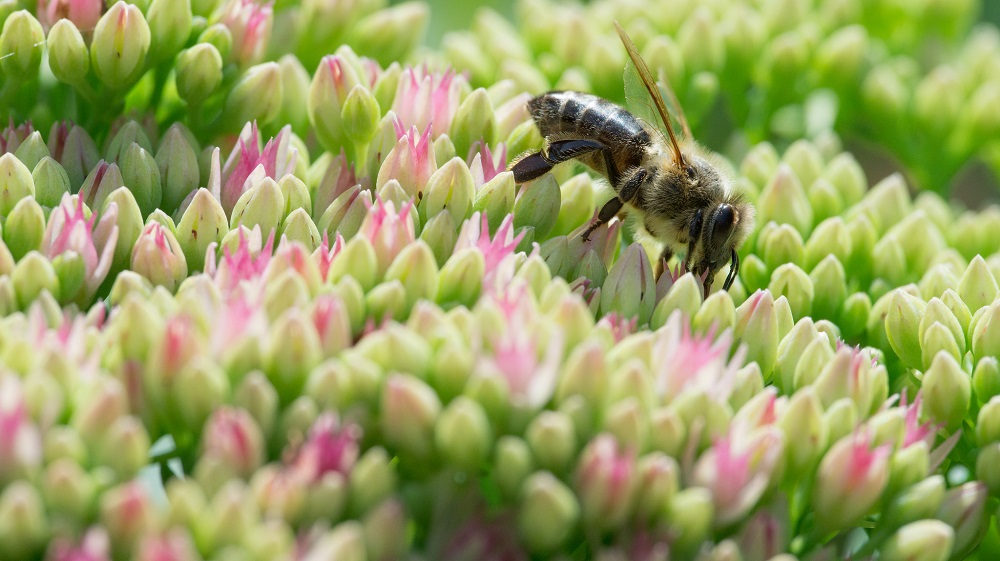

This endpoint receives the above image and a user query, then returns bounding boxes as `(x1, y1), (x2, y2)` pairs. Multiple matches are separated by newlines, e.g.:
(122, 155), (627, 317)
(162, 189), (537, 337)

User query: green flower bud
(437, 247), (484, 308)
(667, 488), (714, 555)
(734, 290), (779, 378)
(12, 251), (58, 309)
(824, 152), (866, 207)
(348, 2), (427, 65)
(421, 157), (474, 226)
(881, 520), (954, 561)
(494, 436), (534, 502)
(782, 140), (824, 191)
(808, 255), (847, 321)
(156, 126), (200, 214)
(768, 263), (813, 318)
(526, 411), (576, 474)
(230, 177), (283, 234)
(958, 255), (999, 312)
(935, 482), (990, 559)
(792, 335), (836, 391)
(381, 373), (441, 458)
(823, 397), (858, 449)
(972, 300), (1000, 361)
(473, 171), (515, 233)
(885, 289), (926, 370)
(13, 131), (48, 172)
(174, 189), (228, 272)
(0, 10), (44, 77)
(41, 458), (96, 524)
(341, 84), (381, 148)
(119, 143), (162, 216)
(434, 396), (492, 471)
(758, 164), (813, 235)
(514, 173), (561, 239)
(651, 272), (704, 329)
(922, 351), (971, 431)
(0, 153), (34, 218)
(278, 208), (320, 250)
(449, 88), (496, 160)
(518, 471), (579, 555)
(693, 290), (736, 334)
(31, 157), (70, 208)
(739, 253), (769, 294)
(808, 178), (845, 224)
(0, 481), (48, 560)
(804, 217), (852, 272)
(551, 173), (594, 236)
(90, 2), (151, 88)
(196, 22), (231, 59)
(741, 142), (779, 191)
(225, 62), (283, 126)
(176, 43), (224, 105)
(885, 476), (946, 530)
(147, 0), (193, 62)
(78, 161), (124, 212)
(97, 416), (151, 479)
(601, 244), (655, 325)
(779, 387), (826, 480)
(384, 240), (438, 314)
(3, 196), (44, 260)
(920, 263), (960, 301)
(309, 54), (361, 154)
(131, 223), (187, 291)
(348, 446), (397, 516)
(974, 357), (1000, 406)
(317, 185), (372, 241)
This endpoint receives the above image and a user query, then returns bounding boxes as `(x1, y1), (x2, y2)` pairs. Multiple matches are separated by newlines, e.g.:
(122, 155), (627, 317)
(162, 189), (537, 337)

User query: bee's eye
(685, 165), (696, 179)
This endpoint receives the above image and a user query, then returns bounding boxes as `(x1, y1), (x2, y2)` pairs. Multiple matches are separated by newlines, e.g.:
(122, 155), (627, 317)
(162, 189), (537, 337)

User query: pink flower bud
(392, 66), (462, 138)
(469, 142), (508, 188)
(0, 374), (42, 486)
(812, 430), (891, 533)
(48, 527), (111, 561)
(201, 406), (265, 478)
(375, 122), (437, 198)
(653, 311), (743, 403)
(41, 193), (119, 303)
(214, 0), (273, 67)
(290, 412), (362, 483)
(37, 0), (103, 34)
(220, 122), (297, 214)
(135, 529), (201, 561)
(574, 433), (639, 531)
(99, 481), (158, 558)
(455, 212), (525, 293)
(205, 225), (275, 299)
(130, 222), (188, 291)
(357, 196), (415, 278)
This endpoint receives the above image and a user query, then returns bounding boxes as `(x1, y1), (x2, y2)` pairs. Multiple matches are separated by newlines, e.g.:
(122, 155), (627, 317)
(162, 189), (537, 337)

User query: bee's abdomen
(528, 91), (651, 153)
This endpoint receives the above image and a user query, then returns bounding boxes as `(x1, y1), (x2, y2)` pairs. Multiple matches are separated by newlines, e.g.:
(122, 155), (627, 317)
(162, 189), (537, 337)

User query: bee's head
(685, 196), (755, 297)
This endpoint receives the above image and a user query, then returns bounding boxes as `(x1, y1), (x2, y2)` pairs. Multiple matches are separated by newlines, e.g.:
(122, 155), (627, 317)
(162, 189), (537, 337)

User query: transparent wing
(622, 60), (693, 141)
(614, 21), (685, 167)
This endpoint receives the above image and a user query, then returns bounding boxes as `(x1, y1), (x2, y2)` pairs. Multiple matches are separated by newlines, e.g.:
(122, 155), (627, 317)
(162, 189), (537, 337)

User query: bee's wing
(622, 61), (693, 142)
(615, 21), (685, 167)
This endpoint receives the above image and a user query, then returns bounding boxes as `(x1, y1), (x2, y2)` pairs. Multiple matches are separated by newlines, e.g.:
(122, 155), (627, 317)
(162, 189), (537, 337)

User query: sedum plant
(0, 0), (999, 560)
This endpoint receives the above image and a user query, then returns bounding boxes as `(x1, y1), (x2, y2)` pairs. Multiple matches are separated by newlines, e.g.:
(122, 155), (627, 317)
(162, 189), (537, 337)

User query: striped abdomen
(527, 91), (651, 167)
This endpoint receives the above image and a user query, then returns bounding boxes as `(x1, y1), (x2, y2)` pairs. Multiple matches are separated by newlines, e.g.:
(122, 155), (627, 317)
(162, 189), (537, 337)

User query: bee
(511, 22), (755, 298)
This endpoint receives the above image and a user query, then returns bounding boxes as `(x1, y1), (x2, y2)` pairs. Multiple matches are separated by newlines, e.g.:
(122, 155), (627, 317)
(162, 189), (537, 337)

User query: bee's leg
(511, 139), (612, 183)
(655, 247), (674, 278)
(582, 168), (647, 241)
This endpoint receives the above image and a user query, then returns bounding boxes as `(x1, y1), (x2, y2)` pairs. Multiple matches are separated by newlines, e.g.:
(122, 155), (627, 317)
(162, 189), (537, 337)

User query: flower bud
(526, 411), (576, 474)
(518, 471), (579, 554)
(41, 458), (96, 524)
(381, 374), (441, 458)
(601, 243), (655, 325)
(934, 482), (989, 558)
(225, 62), (283, 126)
(147, 0), (193, 62)
(437, 247), (485, 308)
(514, 173), (561, 239)
(90, 2), (151, 88)
(11, 251), (59, 309)
(0, 10), (43, 78)
(885, 476), (946, 529)
(100, 482), (157, 558)
(0, 481), (48, 559)
(349, 447), (397, 516)
(176, 43), (224, 105)
(574, 433), (638, 531)
(12, 132), (47, 173)
(768, 263), (813, 318)
(450, 88), (497, 160)
(31, 157), (70, 209)
(812, 431), (890, 533)
(494, 436), (534, 502)
(3, 196), (44, 260)
(922, 351), (970, 431)
(156, 125), (201, 214)
(120, 143), (162, 216)
(651, 272), (703, 329)
(761, 223), (805, 271)
(200, 406), (265, 479)
(348, 2), (428, 65)
(779, 387), (826, 478)
(131, 222), (188, 291)
(421, 156), (474, 226)
(734, 290), (779, 378)
(972, 300), (1000, 360)
(309, 54), (362, 154)
(0, 153), (34, 218)
(885, 289), (926, 370)
(667, 488), (714, 555)
(974, 357), (1000, 406)
(881, 520), (954, 561)
(474, 171), (516, 233)
(758, 164), (813, 235)
(435, 396), (492, 471)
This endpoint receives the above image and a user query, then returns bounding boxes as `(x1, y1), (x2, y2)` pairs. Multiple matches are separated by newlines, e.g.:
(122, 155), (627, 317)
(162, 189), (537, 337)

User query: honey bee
(511, 22), (755, 298)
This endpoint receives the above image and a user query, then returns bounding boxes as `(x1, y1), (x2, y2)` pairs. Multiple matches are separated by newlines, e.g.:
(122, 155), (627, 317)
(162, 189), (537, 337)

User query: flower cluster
(1, 0), (1000, 560)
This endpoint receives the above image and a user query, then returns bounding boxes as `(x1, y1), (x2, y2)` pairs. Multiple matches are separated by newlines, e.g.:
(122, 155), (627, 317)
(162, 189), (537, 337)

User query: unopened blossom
(692, 424), (784, 526)
(130, 222), (188, 292)
(455, 212), (526, 293)
(357, 196), (415, 277)
(204, 226), (275, 300)
(901, 391), (938, 450)
(289, 413), (362, 483)
(311, 233), (345, 282)
(48, 526), (111, 561)
(597, 312), (637, 344)
(214, 0), (273, 67)
(1, 121), (34, 155)
(220, 122), (297, 214)
(0, 375), (43, 485)
(813, 430), (891, 533)
(376, 121), (437, 197)
(37, 0), (103, 33)
(200, 406), (265, 478)
(653, 311), (745, 403)
(575, 434), (639, 531)
(392, 66), (463, 138)
(469, 142), (508, 188)
(478, 283), (563, 410)
(41, 193), (119, 303)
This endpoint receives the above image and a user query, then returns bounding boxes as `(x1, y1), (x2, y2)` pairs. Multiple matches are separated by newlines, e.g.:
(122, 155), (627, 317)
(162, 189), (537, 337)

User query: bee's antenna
(614, 21), (685, 168)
